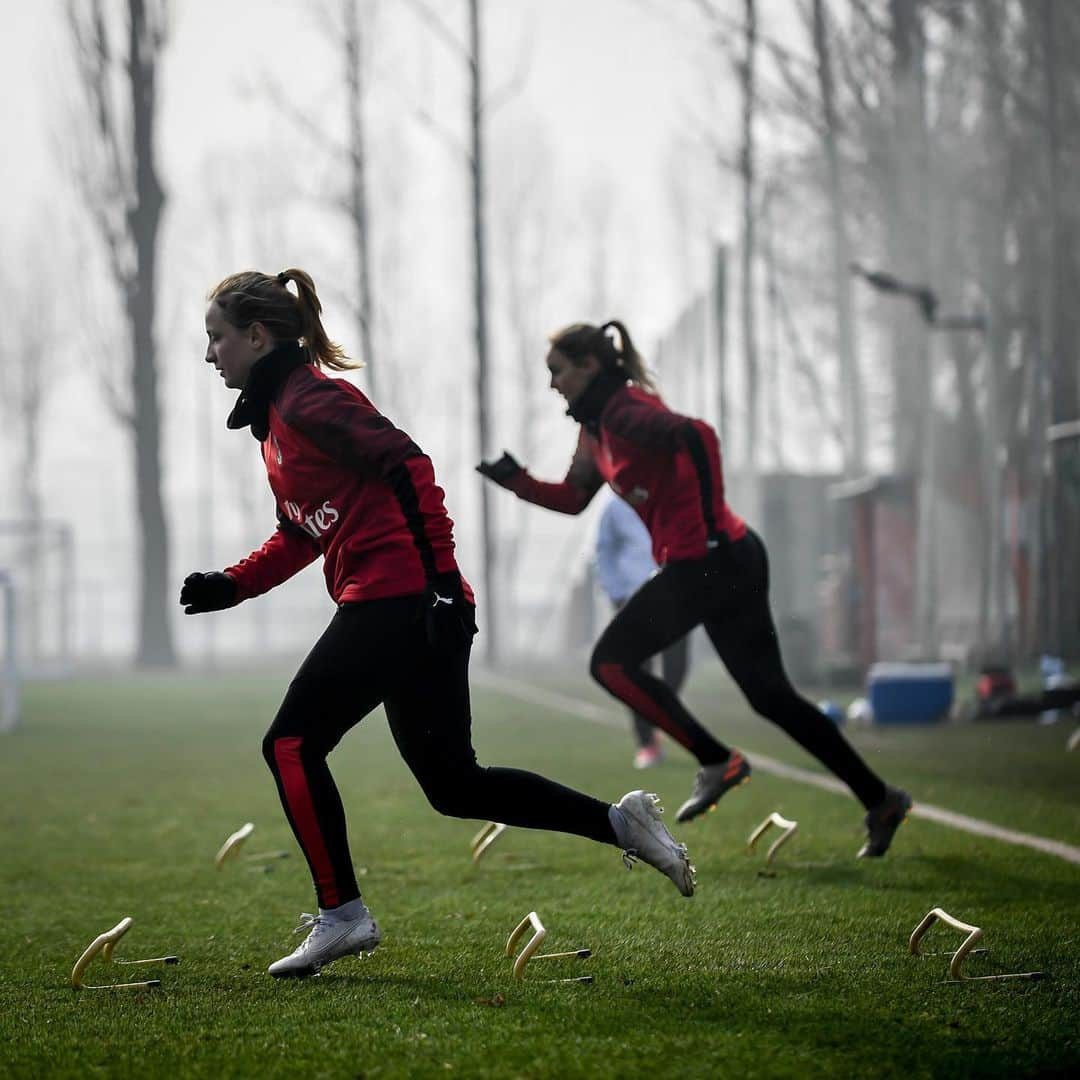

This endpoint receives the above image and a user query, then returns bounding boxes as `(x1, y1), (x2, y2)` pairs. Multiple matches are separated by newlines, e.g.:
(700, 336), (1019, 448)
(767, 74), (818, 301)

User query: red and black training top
(497, 371), (745, 565)
(223, 343), (472, 605)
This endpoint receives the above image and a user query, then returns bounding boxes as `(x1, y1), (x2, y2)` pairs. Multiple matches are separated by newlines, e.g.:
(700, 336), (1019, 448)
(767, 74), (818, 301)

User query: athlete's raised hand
(476, 451), (523, 485)
(180, 571), (239, 614)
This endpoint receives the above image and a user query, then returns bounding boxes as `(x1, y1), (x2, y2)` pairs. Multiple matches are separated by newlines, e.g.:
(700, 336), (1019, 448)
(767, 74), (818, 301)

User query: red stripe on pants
(596, 662), (694, 750)
(273, 736), (340, 908)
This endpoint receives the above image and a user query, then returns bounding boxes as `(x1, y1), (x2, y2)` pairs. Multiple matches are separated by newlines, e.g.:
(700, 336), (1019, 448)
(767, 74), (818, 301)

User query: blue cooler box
(867, 662), (954, 725)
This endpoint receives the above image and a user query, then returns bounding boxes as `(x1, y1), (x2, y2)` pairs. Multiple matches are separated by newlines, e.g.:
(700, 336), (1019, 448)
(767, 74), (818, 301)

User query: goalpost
(0, 520), (75, 679)
(0, 519), (77, 733)
(0, 570), (18, 733)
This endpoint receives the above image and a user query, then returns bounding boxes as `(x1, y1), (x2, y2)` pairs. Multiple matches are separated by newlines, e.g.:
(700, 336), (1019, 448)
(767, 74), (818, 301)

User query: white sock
(609, 805), (632, 849)
(319, 897), (368, 924)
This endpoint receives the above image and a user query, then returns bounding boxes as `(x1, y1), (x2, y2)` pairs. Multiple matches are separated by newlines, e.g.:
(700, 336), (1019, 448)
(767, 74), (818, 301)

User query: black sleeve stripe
(681, 423), (720, 543)
(387, 461), (438, 585)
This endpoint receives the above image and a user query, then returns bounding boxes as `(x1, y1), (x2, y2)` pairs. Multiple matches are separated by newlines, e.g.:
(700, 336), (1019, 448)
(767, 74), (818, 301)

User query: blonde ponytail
(277, 268), (361, 372)
(209, 268), (362, 372)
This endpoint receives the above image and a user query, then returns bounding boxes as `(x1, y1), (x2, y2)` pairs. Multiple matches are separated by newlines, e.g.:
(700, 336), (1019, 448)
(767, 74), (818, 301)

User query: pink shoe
(633, 742), (664, 769)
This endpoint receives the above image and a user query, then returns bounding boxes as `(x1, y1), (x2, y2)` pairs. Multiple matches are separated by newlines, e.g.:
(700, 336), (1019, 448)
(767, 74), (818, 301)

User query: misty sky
(1, 1), (806, 328)
(1, 0), (809, 661)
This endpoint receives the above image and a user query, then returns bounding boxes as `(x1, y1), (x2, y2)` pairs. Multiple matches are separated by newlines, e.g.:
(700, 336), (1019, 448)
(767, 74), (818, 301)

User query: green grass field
(1, 661), (1077, 1079)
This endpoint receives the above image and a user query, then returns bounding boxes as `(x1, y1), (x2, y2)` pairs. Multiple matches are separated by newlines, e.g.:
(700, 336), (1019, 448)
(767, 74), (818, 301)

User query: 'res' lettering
(285, 499), (340, 540)
(312, 501), (340, 533)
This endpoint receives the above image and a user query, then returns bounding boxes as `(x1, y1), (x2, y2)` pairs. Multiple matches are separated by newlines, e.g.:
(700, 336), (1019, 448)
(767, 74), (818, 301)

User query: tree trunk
(128, 0), (173, 667)
(1037, 0), (1079, 655)
(344, 0), (378, 400)
(739, 0), (760, 518)
(813, 0), (864, 476)
(885, 0), (931, 478)
(468, 0), (496, 664)
(974, 4), (1013, 663)
(886, 0), (934, 652)
(713, 243), (729, 447)
(759, 189), (785, 470)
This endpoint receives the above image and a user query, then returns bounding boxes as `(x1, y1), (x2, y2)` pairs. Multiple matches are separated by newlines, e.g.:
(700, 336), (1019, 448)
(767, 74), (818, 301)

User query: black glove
(424, 583), (477, 657)
(476, 451), (523, 485)
(180, 571), (239, 614)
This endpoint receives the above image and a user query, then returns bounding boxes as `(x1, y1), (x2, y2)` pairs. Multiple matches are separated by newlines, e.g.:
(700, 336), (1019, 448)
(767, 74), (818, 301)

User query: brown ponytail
(548, 319), (657, 393)
(209, 268), (362, 372)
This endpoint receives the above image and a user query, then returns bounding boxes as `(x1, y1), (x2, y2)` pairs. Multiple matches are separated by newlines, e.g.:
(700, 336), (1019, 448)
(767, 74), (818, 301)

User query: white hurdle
(505, 911), (592, 983)
(746, 812), (799, 866)
(71, 917), (179, 990)
(908, 907), (1044, 982)
(470, 821), (508, 864)
(214, 822), (289, 869)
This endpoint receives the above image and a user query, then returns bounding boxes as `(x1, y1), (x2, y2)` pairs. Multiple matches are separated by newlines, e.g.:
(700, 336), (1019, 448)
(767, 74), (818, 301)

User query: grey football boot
(268, 908), (381, 978)
(614, 790), (696, 897)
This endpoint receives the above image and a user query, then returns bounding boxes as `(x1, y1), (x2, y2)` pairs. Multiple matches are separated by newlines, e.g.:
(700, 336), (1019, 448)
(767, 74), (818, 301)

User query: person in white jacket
(595, 493), (689, 768)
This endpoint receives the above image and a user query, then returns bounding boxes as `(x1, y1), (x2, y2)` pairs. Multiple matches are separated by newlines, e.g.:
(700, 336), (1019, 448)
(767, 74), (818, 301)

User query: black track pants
(612, 597), (690, 749)
(263, 585), (616, 908)
(590, 530), (887, 809)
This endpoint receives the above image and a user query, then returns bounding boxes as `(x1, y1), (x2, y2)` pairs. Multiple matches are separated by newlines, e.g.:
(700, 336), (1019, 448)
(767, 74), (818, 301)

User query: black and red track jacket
(222, 342), (472, 606)
(498, 371), (746, 565)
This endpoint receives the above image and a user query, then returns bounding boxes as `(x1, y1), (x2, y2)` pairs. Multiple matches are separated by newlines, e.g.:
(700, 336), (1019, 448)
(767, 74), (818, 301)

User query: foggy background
(2, 0), (1079, 682)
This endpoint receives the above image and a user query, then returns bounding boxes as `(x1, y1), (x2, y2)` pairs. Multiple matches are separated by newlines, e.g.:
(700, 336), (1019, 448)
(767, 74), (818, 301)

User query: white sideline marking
(476, 670), (1080, 867)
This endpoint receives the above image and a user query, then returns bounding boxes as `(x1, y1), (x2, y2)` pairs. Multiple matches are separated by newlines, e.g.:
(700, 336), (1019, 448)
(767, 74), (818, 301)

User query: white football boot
(614, 790), (696, 897)
(268, 908), (381, 978)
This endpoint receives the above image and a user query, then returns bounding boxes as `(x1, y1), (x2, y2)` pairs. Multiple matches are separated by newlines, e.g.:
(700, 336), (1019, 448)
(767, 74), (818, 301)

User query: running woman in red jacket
(478, 320), (912, 858)
(183, 274), (695, 979)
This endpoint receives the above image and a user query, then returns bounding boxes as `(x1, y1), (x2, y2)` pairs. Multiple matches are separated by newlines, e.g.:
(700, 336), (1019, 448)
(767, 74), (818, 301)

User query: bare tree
(402, 0), (520, 664)
(1034, 0), (1080, 655)
(344, 0), (379, 397)
(490, 116), (557, 647)
(970, 4), (1012, 662)
(738, 0), (761, 491)
(257, 1), (383, 403)
(66, 0), (174, 667)
(883, 0), (932, 479)
(811, 0), (865, 476)
(467, 0), (497, 665)
(758, 187), (787, 471)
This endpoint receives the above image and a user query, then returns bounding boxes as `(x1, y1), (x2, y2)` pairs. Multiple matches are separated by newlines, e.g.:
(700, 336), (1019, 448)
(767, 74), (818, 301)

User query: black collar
(566, 369), (628, 431)
(226, 341), (309, 440)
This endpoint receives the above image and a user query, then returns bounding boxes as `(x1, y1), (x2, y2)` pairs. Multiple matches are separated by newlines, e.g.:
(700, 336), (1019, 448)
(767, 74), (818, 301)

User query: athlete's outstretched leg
(385, 643), (615, 842)
(703, 530), (887, 810)
(384, 638), (695, 896)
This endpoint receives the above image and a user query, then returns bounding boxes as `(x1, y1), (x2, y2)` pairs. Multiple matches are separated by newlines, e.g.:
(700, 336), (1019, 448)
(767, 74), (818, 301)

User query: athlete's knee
(590, 642), (629, 687)
(588, 648), (608, 685)
(404, 748), (485, 817)
(261, 730), (279, 771)
(423, 785), (469, 818)
(742, 680), (796, 721)
(262, 728), (328, 774)
(418, 769), (484, 818)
